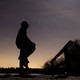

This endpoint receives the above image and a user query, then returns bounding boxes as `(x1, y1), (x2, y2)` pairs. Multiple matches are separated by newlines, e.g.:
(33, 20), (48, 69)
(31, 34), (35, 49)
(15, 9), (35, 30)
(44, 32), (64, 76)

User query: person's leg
(19, 59), (25, 76)
(19, 50), (30, 76)
(19, 50), (24, 76)
(23, 58), (29, 76)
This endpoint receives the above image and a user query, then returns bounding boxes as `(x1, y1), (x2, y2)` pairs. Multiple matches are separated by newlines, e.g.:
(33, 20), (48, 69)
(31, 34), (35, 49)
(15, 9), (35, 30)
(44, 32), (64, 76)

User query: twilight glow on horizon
(0, 0), (80, 68)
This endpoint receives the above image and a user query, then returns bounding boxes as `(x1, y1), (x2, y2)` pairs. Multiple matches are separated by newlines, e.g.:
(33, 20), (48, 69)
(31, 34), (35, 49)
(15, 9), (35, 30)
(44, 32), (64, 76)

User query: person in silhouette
(16, 21), (36, 76)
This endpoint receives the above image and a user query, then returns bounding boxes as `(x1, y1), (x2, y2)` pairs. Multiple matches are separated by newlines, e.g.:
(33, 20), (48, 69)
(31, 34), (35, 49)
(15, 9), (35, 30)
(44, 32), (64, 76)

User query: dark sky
(0, 0), (80, 68)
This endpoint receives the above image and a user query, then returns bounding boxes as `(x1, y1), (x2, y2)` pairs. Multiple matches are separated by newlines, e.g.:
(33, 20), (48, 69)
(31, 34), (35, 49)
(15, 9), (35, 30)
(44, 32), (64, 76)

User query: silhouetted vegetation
(65, 39), (80, 74)
(42, 60), (52, 69)
(42, 40), (80, 75)
(0, 67), (43, 74)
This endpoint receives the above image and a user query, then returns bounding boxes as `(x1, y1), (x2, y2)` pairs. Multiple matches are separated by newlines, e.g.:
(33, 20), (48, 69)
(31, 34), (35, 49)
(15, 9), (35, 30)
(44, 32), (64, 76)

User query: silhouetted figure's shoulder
(16, 27), (36, 50)
(16, 28), (26, 49)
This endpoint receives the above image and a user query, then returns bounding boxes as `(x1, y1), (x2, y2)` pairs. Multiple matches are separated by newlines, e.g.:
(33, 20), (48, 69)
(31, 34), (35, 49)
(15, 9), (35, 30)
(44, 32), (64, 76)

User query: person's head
(21, 21), (29, 29)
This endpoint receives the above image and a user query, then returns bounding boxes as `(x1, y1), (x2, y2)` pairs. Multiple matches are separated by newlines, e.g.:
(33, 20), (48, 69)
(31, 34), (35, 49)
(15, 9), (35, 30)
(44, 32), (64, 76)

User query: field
(0, 74), (80, 80)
